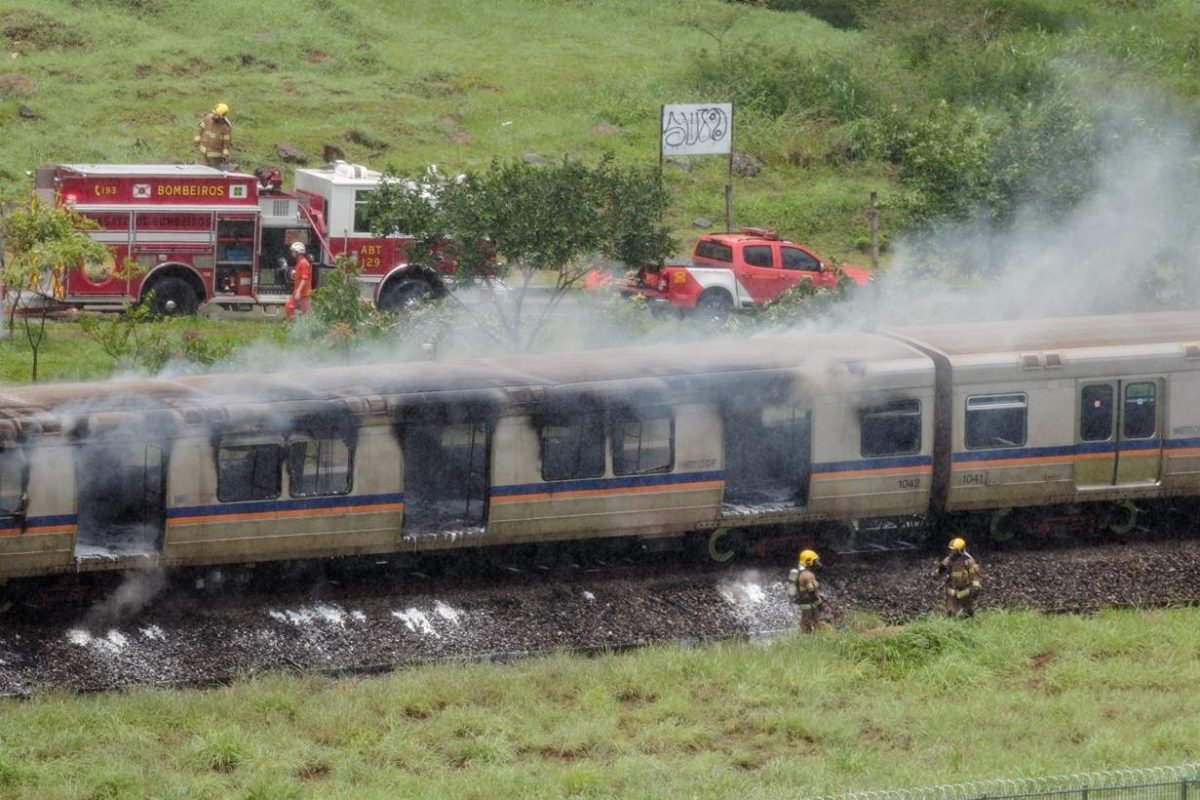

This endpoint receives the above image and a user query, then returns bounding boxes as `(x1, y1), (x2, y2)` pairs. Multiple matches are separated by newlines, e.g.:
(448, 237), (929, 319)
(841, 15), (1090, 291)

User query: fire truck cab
(33, 161), (442, 315)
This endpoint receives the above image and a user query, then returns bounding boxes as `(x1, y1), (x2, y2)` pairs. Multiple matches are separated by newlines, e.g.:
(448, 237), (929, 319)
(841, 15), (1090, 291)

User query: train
(1, 309), (1198, 585)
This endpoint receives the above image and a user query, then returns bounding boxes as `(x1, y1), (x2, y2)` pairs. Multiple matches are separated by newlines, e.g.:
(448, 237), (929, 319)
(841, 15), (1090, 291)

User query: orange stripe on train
(491, 480), (725, 504)
(170, 502), (404, 526)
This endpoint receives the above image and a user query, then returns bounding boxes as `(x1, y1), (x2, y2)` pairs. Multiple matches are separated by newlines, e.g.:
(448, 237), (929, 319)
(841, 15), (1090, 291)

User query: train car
(3, 309), (1200, 587)
(0, 329), (936, 582)
(891, 311), (1200, 539)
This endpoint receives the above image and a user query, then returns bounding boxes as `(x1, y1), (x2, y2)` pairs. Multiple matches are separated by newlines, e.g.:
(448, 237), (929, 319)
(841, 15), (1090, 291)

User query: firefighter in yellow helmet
(934, 536), (982, 618)
(195, 102), (233, 169)
(787, 549), (826, 633)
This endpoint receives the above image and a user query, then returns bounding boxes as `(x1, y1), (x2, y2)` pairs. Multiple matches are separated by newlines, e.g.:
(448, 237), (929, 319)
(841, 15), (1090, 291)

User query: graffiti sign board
(660, 103), (733, 157)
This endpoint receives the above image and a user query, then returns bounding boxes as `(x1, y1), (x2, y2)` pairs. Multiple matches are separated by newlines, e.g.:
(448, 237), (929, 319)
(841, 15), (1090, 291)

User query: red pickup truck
(622, 228), (872, 316)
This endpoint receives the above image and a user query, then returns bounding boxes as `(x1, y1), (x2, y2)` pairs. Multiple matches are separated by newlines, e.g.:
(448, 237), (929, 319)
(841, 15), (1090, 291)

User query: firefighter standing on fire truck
(787, 549), (827, 633)
(285, 241), (312, 321)
(934, 537), (982, 618)
(194, 103), (233, 169)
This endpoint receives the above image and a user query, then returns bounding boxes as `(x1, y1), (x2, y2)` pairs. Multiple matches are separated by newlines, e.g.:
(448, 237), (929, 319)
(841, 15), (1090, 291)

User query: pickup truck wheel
(694, 290), (733, 323)
(145, 277), (199, 317)
(379, 278), (433, 312)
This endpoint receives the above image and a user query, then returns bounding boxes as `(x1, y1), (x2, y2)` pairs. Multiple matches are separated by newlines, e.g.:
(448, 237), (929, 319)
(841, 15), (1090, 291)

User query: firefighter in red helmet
(285, 241), (312, 321)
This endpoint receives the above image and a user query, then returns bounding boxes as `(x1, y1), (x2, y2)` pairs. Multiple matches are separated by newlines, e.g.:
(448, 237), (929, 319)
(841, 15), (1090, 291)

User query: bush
(692, 45), (880, 123)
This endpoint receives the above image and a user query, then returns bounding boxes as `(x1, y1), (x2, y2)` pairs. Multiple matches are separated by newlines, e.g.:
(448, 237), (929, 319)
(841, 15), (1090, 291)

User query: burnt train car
(0, 310), (1199, 584)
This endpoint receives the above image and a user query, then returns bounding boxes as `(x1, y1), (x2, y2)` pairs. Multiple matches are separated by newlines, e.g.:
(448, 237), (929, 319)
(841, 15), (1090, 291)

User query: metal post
(1181, 777), (1189, 800)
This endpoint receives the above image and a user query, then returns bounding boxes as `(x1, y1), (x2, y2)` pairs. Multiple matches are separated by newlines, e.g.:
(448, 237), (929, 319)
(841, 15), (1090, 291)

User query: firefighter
(194, 102), (233, 169)
(285, 241), (312, 321)
(934, 537), (982, 618)
(787, 549), (826, 633)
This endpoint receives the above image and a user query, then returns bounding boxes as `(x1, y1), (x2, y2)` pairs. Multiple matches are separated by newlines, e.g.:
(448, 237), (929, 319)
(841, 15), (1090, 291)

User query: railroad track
(2, 532), (1199, 695)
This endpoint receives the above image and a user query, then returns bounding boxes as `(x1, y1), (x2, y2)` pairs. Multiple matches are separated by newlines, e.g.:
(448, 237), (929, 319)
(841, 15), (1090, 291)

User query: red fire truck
(30, 162), (449, 315)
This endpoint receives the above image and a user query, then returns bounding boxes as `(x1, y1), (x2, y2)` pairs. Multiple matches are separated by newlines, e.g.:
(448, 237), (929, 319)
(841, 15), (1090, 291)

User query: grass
(2, 608), (1200, 798)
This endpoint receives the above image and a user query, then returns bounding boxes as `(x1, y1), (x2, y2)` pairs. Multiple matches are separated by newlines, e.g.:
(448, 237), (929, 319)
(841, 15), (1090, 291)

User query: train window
(540, 413), (605, 482)
(1123, 382), (1157, 439)
(612, 408), (673, 476)
(217, 442), (281, 502)
(965, 394), (1027, 449)
(860, 399), (921, 457)
(1080, 384), (1114, 442)
(0, 449), (26, 515)
(288, 437), (352, 497)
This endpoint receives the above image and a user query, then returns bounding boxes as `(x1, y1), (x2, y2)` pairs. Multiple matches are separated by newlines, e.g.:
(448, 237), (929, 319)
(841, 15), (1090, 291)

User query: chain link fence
(811, 764), (1200, 800)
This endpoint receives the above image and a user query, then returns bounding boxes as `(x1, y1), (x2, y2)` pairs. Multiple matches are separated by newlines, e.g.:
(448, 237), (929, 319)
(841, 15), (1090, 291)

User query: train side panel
(486, 403), (724, 544)
(162, 422), (403, 566)
(804, 366), (936, 521)
(0, 444), (76, 580)
(944, 377), (1077, 512)
(1164, 370), (1200, 491)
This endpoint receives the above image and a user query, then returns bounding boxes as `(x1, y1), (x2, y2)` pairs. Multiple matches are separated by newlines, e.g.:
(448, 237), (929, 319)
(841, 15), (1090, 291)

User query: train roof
(888, 311), (1200, 364)
(0, 330), (930, 435)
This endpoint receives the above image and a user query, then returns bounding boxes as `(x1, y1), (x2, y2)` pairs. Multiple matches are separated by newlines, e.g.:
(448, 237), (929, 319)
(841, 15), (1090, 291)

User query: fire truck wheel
(695, 289), (733, 323)
(146, 277), (199, 316)
(379, 278), (432, 312)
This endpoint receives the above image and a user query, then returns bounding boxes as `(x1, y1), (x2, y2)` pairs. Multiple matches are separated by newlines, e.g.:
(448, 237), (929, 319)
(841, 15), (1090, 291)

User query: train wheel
(707, 528), (742, 562)
(989, 508), (1017, 544)
(1105, 500), (1140, 539)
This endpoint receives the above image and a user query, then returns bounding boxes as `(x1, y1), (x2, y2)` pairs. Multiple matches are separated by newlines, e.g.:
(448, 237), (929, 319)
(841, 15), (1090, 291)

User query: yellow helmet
(798, 549), (820, 568)
(949, 537), (967, 552)
(213, 102), (230, 117)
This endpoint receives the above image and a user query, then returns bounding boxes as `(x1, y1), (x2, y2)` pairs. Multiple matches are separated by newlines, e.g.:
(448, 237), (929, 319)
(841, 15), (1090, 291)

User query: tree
(365, 155), (675, 352)
(0, 198), (109, 381)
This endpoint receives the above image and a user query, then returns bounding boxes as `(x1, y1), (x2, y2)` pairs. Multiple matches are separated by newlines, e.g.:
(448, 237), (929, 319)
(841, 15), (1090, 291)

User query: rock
(344, 129), (387, 150)
(323, 144), (346, 163)
(18, 104), (41, 120)
(693, 217), (713, 229)
(522, 152), (548, 165)
(732, 152), (763, 178)
(273, 144), (307, 164)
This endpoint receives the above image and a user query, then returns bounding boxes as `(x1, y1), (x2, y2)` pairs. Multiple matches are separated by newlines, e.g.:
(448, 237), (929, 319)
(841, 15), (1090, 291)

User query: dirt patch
(589, 122), (622, 137)
(2, 10), (87, 52)
(0, 72), (33, 98)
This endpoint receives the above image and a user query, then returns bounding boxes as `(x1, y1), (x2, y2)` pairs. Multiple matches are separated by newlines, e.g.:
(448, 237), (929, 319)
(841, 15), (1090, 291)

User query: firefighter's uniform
(195, 103), (233, 169)
(285, 241), (312, 321)
(787, 549), (825, 633)
(935, 537), (982, 618)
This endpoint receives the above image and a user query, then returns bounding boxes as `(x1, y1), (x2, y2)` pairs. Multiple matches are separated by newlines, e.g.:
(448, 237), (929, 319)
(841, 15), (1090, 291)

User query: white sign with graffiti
(660, 103), (733, 156)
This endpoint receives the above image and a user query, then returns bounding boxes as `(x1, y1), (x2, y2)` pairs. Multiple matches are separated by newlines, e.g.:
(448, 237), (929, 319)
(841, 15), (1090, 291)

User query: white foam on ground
(66, 628), (129, 655)
(718, 581), (768, 608)
(268, 603), (358, 627)
(140, 625), (166, 641)
(434, 601), (461, 624)
(393, 609), (439, 637)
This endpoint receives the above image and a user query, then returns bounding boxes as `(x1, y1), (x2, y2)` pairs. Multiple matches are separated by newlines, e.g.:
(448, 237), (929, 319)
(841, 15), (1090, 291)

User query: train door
(1074, 379), (1163, 488)
(722, 400), (812, 508)
(75, 440), (167, 558)
(401, 419), (490, 534)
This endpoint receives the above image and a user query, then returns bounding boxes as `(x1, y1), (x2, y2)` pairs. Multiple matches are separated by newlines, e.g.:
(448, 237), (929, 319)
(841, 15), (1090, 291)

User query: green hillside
(2, 0), (1198, 266)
